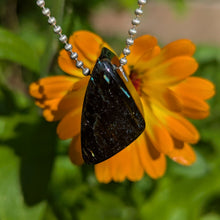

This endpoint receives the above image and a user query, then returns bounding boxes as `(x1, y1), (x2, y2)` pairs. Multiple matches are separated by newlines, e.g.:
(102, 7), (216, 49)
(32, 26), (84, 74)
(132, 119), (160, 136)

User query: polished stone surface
(81, 48), (145, 164)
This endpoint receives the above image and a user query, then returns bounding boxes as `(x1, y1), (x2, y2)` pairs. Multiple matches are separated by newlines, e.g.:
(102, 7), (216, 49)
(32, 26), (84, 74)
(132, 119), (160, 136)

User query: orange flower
(29, 30), (215, 183)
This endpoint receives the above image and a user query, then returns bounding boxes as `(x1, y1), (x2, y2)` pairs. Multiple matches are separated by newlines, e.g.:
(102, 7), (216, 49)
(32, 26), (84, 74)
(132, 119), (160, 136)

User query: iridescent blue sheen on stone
(81, 48), (145, 164)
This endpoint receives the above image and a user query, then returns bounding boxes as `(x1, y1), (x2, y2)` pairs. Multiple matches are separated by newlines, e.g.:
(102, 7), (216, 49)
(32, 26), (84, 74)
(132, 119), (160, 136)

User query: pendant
(81, 48), (145, 164)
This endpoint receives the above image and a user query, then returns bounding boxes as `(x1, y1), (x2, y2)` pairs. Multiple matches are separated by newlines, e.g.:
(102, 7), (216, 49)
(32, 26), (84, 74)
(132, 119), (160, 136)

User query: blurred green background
(0, 0), (219, 219)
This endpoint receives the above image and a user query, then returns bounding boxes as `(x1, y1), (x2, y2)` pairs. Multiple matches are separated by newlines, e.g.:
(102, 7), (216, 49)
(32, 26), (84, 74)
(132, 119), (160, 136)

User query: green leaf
(200, 214), (220, 220)
(169, 151), (209, 178)
(140, 160), (220, 220)
(4, 117), (57, 206)
(79, 190), (137, 220)
(0, 107), (57, 206)
(0, 146), (46, 220)
(0, 27), (40, 72)
(195, 46), (220, 63)
(47, 157), (87, 220)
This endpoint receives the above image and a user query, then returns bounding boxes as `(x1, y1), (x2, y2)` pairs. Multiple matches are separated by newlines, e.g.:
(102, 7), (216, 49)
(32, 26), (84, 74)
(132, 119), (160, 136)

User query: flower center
(129, 71), (142, 96)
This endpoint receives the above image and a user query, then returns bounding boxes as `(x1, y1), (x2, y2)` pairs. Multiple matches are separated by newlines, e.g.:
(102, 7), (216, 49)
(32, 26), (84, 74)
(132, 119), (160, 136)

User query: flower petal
(107, 149), (129, 182)
(69, 134), (84, 166)
(29, 76), (76, 99)
(127, 35), (158, 67)
(161, 88), (182, 112)
(178, 93), (210, 119)
(173, 76), (215, 100)
(165, 114), (200, 144)
(142, 56), (198, 86)
(34, 77), (88, 122)
(56, 107), (81, 140)
(136, 39), (196, 71)
(151, 124), (174, 154)
(70, 30), (113, 67)
(58, 50), (83, 78)
(58, 31), (114, 77)
(142, 87), (182, 113)
(53, 77), (88, 121)
(95, 161), (112, 184)
(140, 96), (174, 154)
(96, 131), (163, 181)
(124, 143), (144, 181)
(137, 133), (166, 179)
(29, 76), (79, 122)
(168, 142), (196, 166)
(95, 142), (144, 183)
(41, 98), (62, 121)
(161, 39), (196, 60)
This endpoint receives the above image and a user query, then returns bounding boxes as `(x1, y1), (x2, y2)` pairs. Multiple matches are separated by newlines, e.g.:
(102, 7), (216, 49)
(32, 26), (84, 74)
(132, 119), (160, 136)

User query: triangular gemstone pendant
(81, 48), (145, 164)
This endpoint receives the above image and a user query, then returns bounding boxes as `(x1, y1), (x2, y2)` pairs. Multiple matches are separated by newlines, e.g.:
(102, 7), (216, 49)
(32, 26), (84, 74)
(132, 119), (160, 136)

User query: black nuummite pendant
(81, 48), (145, 164)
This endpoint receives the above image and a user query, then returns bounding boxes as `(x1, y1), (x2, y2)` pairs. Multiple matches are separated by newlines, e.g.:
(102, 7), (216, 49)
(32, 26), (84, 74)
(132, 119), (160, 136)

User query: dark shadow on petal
(172, 137), (184, 149)
(145, 134), (160, 160)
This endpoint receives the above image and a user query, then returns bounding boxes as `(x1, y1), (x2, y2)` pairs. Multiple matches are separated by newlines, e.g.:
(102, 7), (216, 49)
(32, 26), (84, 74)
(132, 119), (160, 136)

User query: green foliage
(0, 147), (46, 220)
(0, 28), (40, 72)
(0, 0), (219, 220)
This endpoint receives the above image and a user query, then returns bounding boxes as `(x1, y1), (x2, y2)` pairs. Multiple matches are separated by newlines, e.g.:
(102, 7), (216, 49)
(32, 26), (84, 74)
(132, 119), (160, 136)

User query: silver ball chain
(119, 0), (147, 67)
(36, 0), (147, 77)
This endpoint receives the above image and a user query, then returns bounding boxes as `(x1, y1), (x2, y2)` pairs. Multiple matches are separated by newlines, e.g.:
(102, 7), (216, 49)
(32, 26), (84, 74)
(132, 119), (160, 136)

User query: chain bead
(76, 60), (83, 68)
(36, 0), (45, 7)
(70, 52), (78, 59)
(59, 34), (67, 43)
(37, 0), (147, 77)
(48, 16), (56, 25)
(64, 43), (72, 51)
(42, 7), (50, 16)
(53, 25), (62, 34)
(119, 0), (147, 72)
(120, 57), (127, 65)
(82, 67), (90, 76)
(138, 0), (147, 5)
(132, 18), (141, 26)
(123, 48), (131, 56)
(129, 28), (137, 35)
(126, 38), (134, 46)
(135, 8), (143, 16)
(36, 0), (91, 76)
